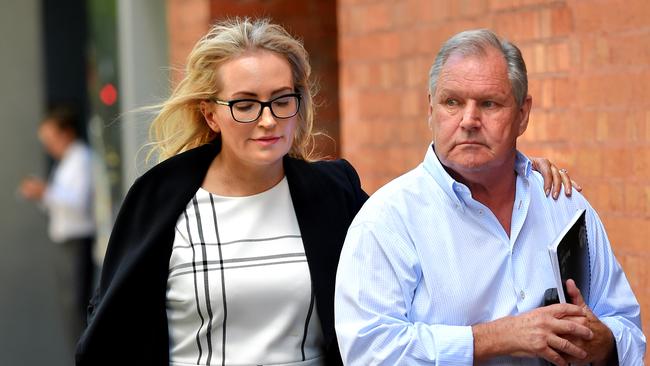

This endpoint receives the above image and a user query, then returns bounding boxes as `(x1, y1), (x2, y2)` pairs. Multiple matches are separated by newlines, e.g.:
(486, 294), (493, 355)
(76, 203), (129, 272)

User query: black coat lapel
(283, 157), (358, 365)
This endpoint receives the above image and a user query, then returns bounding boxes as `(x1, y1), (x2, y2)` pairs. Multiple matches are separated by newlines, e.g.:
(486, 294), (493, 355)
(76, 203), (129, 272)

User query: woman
(76, 18), (576, 366)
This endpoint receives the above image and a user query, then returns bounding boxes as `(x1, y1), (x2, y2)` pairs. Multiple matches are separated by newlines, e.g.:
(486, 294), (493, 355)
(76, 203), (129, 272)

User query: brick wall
(339, 0), (649, 360)
(167, 0), (211, 86)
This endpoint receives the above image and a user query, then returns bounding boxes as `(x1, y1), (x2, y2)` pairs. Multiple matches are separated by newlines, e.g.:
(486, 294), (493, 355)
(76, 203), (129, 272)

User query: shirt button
(478, 209), (483, 215)
(520, 290), (526, 300)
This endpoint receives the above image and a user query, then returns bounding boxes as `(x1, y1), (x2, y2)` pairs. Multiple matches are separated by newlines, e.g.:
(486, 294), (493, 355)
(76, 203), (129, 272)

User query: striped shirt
(167, 177), (325, 366)
(335, 146), (645, 365)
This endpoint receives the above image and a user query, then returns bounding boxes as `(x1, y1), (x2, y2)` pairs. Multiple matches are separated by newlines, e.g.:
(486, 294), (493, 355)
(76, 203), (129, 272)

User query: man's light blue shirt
(335, 145), (645, 365)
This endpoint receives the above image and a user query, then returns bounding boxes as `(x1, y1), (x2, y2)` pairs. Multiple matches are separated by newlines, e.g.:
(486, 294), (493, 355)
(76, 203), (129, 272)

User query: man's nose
(459, 102), (480, 129)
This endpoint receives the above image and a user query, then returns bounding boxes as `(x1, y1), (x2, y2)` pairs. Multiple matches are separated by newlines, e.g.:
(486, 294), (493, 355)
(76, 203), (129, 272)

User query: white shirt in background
(42, 141), (95, 243)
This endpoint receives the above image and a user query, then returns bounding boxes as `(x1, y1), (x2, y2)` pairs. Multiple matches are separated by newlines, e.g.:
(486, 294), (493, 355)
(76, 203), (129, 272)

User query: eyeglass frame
(211, 92), (302, 123)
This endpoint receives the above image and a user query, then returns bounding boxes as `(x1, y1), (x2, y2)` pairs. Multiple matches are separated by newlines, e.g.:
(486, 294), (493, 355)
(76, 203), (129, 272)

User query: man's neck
(447, 164), (517, 236)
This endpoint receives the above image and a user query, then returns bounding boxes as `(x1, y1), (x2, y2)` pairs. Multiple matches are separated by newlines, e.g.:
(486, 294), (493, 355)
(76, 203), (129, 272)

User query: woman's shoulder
(287, 157), (360, 186)
(285, 157), (367, 207)
(124, 142), (219, 205)
(135, 142), (218, 185)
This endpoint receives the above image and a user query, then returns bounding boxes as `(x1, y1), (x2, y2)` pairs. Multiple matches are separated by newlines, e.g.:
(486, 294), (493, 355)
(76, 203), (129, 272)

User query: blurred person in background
(76, 18), (576, 366)
(19, 105), (95, 355)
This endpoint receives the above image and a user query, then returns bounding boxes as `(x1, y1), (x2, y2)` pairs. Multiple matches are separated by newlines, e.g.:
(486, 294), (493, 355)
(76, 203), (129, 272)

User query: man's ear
(517, 95), (532, 136)
(200, 100), (220, 133)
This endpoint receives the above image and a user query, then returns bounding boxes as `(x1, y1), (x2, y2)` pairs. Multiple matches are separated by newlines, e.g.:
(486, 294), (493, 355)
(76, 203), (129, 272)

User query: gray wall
(118, 0), (169, 190)
(0, 1), (70, 365)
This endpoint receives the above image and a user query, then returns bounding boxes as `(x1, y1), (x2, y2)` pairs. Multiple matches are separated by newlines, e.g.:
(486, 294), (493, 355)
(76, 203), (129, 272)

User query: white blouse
(167, 177), (325, 366)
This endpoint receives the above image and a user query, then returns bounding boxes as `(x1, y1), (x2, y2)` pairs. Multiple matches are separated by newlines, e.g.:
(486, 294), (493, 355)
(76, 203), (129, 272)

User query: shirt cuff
(599, 317), (641, 365)
(432, 324), (474, 365)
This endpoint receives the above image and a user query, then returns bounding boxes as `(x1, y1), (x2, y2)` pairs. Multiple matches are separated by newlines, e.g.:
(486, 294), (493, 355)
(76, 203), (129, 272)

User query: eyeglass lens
(231, 95), (299, 122)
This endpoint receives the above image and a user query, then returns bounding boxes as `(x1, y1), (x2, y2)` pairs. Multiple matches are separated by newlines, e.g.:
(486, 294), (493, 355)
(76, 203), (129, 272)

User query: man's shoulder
(355, 165), (444, 222)
(525, 170), (596, 228)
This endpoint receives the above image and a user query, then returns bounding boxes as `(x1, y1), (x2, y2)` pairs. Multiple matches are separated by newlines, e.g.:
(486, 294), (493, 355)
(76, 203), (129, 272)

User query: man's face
(429, 47), (531, 177)
(38, 119), (72, 160)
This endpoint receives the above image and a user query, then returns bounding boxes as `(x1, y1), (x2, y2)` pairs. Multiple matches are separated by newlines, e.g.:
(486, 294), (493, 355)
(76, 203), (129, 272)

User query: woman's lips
(253, 136), (281, 146)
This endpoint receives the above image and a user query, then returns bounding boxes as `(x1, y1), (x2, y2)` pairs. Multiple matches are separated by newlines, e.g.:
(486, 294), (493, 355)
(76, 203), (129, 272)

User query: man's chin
(447, 154), (492, 171)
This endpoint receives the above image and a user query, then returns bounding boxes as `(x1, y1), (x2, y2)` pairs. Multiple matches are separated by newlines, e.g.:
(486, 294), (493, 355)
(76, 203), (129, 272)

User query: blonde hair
(148, 18), (318, 162)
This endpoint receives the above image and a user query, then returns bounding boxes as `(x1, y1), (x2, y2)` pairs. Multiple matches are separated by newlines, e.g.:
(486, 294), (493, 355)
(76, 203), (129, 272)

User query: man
(334, 30), (645, 365)
(20, 106), (95, 353)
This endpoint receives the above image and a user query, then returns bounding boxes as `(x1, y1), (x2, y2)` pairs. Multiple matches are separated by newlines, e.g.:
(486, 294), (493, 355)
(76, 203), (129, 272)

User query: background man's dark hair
(43, 105), (80, 136)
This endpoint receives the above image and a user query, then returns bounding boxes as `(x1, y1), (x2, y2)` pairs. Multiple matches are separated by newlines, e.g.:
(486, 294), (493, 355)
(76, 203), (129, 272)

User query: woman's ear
(200, 100), (220, 133)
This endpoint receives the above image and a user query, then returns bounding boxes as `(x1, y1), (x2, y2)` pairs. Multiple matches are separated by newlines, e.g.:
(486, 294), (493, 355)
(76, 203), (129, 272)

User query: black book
(547, 209), (590, 304)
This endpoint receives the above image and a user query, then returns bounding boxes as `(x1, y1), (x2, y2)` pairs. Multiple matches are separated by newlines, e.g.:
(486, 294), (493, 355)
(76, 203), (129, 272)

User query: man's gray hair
(428, 29), (528, 106)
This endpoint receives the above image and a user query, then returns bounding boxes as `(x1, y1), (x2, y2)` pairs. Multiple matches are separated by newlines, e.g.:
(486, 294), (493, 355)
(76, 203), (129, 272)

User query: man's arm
(335, 222), (476, 365)
(558, 208), (647, 365)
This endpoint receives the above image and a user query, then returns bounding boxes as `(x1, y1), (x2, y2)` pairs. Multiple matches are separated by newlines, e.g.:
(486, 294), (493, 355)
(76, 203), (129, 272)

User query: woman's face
(204, 49), (299, 171)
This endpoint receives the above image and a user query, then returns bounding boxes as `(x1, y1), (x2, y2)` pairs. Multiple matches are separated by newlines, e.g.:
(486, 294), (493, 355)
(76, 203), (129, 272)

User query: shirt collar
(514, 150), (533, 178)
(422, 144), (533, 207)
(422, 144), (468, 208)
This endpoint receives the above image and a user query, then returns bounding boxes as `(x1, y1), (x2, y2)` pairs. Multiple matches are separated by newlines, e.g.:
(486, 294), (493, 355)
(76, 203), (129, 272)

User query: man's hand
(556, 279), (616, 365)
(19, 177), (46, 201)
(473, 303), (593, 366)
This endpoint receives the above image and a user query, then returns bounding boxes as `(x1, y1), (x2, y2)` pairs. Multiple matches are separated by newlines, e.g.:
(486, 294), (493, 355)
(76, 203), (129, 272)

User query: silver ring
(559, 168), (568, 174)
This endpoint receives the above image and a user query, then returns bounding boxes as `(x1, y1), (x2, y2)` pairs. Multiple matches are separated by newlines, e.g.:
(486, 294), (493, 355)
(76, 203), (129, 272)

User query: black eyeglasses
(212, 93), (302, 123)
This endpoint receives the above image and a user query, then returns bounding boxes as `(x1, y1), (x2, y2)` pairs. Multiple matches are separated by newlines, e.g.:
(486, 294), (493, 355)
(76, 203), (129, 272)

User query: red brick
(339, 88), (361, 123)
(549, 5), (573, 37)
(548, 41), (571, 72)
(605, 148), (634, 183)
(566, 110), (597, 143)
(494, 9), (541, 42)
(579, 31), (650, 71)
(379, 61), (405, 89)
(524, 0), (560, 5)
(576, 71), (650, 108)
(573, 0), (650, 33)
(352, 2), (392, 33)
(400, 89), (426, 118)
(545, 111), (572, 143)
(359, 90), (404, 119)
(397, 29), (419, 56)
(576, 148), (604, 179)
(338, 6), (353, 35)
(624, 183), (646, 215)
(646, 110), (650, 142)
(618, 254), (649, 299)
(415, 0), (449, 23)
(604, 216), (650, 253)
(488, 0), (519, 12)
(404, 56), (431, 88)
(459, 0), (489, 17)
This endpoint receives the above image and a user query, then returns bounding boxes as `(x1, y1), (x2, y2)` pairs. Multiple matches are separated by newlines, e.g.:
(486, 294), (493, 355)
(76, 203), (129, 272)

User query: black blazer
(76, 140), (368, 365)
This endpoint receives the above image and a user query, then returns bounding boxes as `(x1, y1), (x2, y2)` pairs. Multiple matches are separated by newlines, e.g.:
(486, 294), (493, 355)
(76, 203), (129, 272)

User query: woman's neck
(202, 153), (285, 197)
